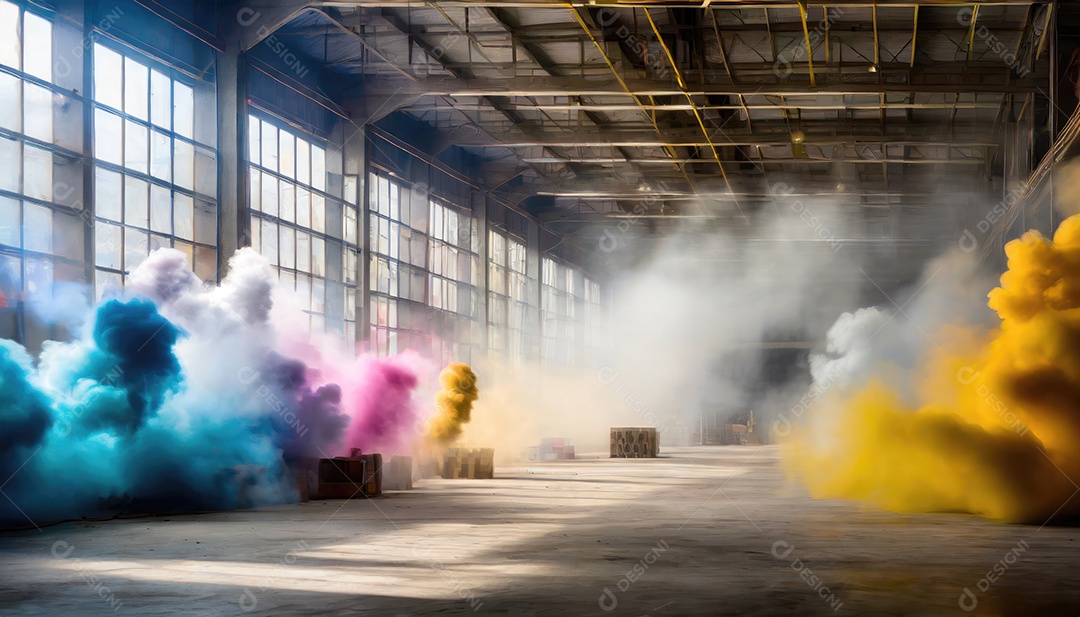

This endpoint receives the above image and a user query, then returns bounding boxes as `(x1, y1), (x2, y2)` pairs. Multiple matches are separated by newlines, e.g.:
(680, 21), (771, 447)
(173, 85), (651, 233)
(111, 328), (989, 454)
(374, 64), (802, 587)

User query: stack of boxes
(610, 427), (659, 458)
(528, 438), (576, 461)
(439, 447), (495, 479)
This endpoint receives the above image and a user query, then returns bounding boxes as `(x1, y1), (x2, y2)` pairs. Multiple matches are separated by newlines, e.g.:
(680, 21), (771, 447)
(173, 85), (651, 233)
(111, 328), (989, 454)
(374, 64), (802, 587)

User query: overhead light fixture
(868, 64), (878, 73)
(790, 130), (807, 158)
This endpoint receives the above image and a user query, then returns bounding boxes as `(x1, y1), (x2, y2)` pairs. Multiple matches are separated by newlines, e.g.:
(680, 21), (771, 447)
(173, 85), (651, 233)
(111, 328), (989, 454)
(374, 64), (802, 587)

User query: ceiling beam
(359, 74), (1041, 97)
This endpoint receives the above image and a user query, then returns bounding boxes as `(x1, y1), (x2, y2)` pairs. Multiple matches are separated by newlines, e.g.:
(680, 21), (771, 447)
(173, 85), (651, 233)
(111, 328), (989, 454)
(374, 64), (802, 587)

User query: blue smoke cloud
(0, 283), (350, 527)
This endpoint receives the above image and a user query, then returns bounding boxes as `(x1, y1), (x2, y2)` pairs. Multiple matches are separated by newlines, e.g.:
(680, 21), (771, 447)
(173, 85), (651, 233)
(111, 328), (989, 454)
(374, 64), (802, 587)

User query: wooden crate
(610, 427), (659, 458)
(440, 448), (495, 479)
(314, 454), (383, 498)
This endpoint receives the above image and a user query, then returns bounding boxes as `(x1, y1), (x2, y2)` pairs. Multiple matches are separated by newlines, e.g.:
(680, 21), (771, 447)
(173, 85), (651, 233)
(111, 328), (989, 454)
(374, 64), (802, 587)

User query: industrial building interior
(2, 0), (1080, 614)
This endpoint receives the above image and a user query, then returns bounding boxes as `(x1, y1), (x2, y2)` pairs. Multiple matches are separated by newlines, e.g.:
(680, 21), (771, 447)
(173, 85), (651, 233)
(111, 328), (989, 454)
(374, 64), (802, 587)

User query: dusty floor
(1, 446), (1078, 616)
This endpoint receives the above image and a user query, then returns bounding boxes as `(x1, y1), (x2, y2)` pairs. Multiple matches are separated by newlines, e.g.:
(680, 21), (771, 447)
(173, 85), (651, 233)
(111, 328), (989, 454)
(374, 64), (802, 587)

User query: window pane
(311, 236), (324, 276)
(249, 169), (261, 212)
(124, 175), (149, 228)
(94, 269), (122, 300)
(279, 181), (294, 223)
(260, 121), (277, 172)
(150, 184), (171, 234)
(344, 176), (357, 205)
(94, 108), (122, 164)
(249, 215), (260, 253)
(95, 222), (122, 269)
(295, 187), (310, 228)
(311, 145), (325, 191)
(261, 174), (278, 218)
(23, 83), (53, 142)
(23, 202), (51, 253)
(296, 231), (311, 273)
(173, 82), (193, 139)
(173, 193), (193, 241)
(22, 11), (50, 82)
(23, 144), (51, 201)
(195, 147), (214, 196)
(173, 240), (192, 268)
(279, 130), (295, 179)
(173, 139), (194, 190)
(246, 115), (260, 166)
(149, 233), (170, 253)
(0, 1), (19, 70)
(260, 218), (277, 266)
(95, 166), (122, 221)
(124, 119), (149, 173)
(311, 194), (324, 233)
(0, 137), (18, 192)
(124, 227), (148, 272)
(194, 246), (215, 282)
(150, 69), (171, 129)
(124, 58), (149, 120)
(296, 274), (311, 310)
(0, 197), (19, 247)
(93, 44), (123, 109)
(194, 200), (215, 246)
(312, 277), (324, 312)
(150, 130), (171, 180)
(296, 138), (309, 185)
(279, 226), (295, 269)
(0, 72), (19, 132)
(345, 206), (357, 245)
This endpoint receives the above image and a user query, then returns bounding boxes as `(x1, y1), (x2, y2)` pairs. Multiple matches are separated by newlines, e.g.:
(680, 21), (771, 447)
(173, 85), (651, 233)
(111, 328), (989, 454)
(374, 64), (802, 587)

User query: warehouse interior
(2, 0), (1080, 614)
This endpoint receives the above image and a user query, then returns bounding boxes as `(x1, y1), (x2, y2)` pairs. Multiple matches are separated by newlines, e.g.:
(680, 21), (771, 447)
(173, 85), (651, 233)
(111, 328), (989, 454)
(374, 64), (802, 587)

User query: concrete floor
(1, 446), (1079, 616)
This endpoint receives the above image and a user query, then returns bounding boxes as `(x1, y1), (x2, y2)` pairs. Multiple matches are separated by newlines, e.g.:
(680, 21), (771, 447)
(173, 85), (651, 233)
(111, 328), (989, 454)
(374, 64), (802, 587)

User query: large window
(428, 198), (478, 363)
(368, 171), (478, 361)
(249, 113), (356, 343)
(92, 42), (217, 296)
(488, 229), (530, 366)
(541, 256), (576, 364)
(369, 172), (428, 356)
(0, 2), (84, 342)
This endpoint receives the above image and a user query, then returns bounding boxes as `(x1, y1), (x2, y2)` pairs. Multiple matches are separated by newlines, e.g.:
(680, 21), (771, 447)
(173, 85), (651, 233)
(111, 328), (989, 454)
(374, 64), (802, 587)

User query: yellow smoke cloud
(785, 215), (1080, 522)
(426, 363), (479, 447)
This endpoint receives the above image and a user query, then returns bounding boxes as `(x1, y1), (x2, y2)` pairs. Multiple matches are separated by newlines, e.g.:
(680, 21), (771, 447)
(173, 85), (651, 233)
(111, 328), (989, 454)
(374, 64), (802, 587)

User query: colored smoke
(427, 363), (479, 447)
(0, 248), (424, 526)
(784, 215), (1080, 522)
